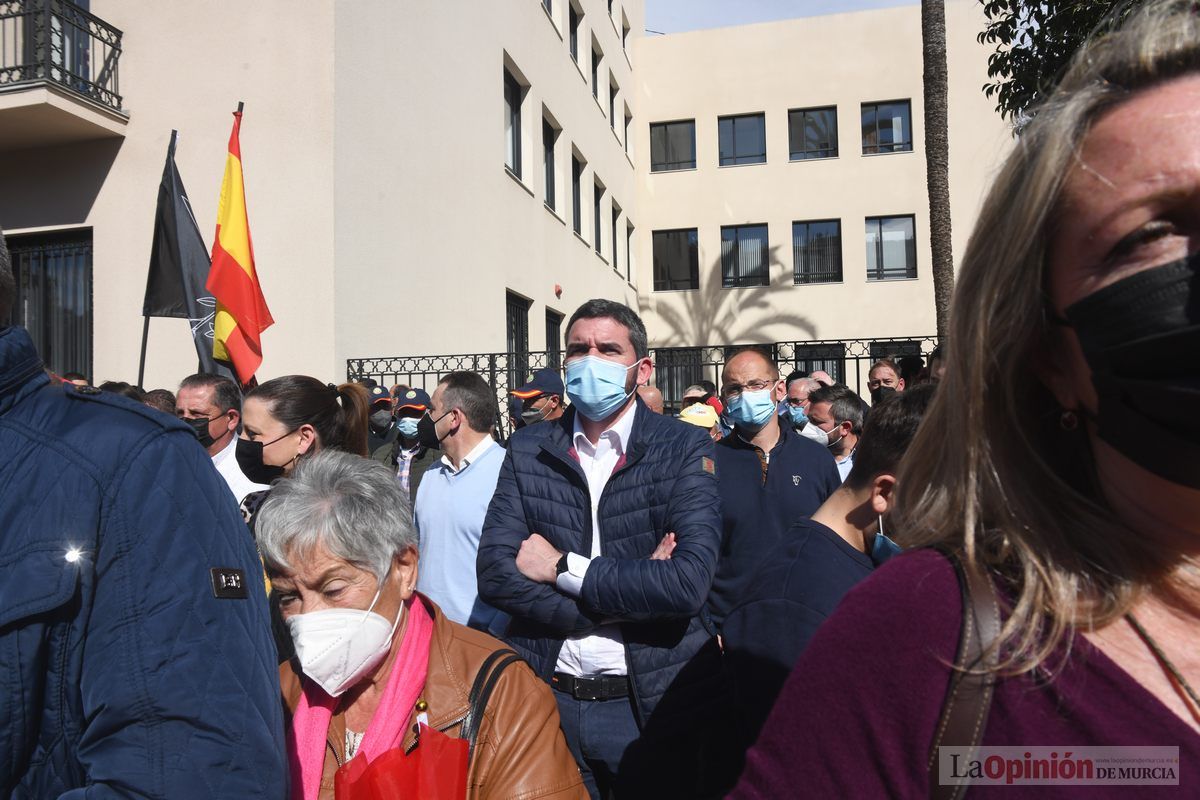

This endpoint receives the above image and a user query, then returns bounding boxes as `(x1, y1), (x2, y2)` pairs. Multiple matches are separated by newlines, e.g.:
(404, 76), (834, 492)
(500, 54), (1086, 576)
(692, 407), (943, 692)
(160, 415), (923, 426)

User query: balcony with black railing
(0, 0), (126, 148)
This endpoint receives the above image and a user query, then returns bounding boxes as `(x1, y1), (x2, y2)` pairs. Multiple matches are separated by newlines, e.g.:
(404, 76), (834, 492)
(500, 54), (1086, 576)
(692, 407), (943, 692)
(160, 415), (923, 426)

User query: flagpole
(136, 315), (150, 388)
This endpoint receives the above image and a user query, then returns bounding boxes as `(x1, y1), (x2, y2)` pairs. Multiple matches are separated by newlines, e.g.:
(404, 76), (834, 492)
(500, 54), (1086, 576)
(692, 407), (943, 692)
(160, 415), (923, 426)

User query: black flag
(142, 130), (234, 379)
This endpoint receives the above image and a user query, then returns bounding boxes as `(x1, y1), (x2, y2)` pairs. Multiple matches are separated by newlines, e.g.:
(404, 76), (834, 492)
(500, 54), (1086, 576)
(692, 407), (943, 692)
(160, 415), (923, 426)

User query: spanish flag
(206, 104), (273, 386)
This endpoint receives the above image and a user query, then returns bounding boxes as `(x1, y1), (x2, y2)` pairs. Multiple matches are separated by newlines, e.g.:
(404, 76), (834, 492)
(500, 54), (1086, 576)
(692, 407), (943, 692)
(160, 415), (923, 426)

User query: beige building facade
(0, 0), (1008, 402)
(633, 0), (1011, 394)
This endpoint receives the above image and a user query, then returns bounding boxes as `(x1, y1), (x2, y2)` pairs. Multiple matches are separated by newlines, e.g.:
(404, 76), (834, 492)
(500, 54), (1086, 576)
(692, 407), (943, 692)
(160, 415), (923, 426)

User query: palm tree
(922, 0), (953, 341)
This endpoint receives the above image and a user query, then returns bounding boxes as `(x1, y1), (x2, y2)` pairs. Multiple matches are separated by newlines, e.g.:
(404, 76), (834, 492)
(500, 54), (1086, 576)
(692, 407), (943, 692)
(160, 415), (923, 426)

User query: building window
(4, 230), (93, 380)
(789, 343), (846, 384)
(869, 339), (924, 364)
(623, 110), (632, 154)
(718, 113), (766, 166)
(626, 222), (634, 283)
(545, 309), (564, 370)
(861, 100), (912, 154)
(865, 215), (917, 280)
(788, 106), (838, 160)
(609, 75), (617, 130)
(721, 224), (769, 287)
(572, 155), (583, 234)
(654, 347), (706, 411)
(622, 14), (630, 49)
(543, 118), (557, 210)
(592, 45), (602, 101)
(649, 120), (696, 171)
(792, 220), (842, 284)
(593, 181), (603, 255)
(506, 292), (531, 396)
(652, 228), (699, 291)
(542, 0), (552, 14)
(504, 69), (523, 177)
(569, 3), (581, 62)
(611, 204), (621, 272)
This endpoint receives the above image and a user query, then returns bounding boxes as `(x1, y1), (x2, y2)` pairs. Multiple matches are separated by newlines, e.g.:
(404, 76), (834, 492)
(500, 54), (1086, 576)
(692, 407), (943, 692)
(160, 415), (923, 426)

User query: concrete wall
(1, 0), (1011, 389)
(332, 0), (641, 365)
(632, 0), (1012, 349)
(1, 0), (337, 389)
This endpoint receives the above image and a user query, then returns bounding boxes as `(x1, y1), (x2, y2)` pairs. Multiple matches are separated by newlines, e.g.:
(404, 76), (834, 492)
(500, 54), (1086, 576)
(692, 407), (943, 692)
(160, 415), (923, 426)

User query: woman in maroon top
(732, 1), (1200, 796)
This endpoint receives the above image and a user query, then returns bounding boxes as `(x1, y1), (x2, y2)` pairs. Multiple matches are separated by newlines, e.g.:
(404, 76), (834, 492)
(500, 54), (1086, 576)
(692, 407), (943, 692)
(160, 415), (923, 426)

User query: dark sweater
(730, 549), (1200, 798)
(722, 517), (885, 744)
(708, 422), (841, 627)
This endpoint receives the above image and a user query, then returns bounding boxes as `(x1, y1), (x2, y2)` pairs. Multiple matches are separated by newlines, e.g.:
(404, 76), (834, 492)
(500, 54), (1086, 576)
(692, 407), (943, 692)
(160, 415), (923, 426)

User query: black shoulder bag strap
(461, 648), (524, 763)
(927, 548), (1002, 800)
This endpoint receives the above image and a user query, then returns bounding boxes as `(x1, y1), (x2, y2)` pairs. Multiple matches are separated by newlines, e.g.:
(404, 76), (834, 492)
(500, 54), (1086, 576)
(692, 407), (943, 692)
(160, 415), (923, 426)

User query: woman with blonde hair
(732, 2), (1200, 796)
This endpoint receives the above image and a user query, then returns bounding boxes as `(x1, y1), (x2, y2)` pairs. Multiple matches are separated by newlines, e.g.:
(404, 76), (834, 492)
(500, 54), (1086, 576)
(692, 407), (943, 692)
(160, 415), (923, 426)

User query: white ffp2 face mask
(285, 586), (404, 698)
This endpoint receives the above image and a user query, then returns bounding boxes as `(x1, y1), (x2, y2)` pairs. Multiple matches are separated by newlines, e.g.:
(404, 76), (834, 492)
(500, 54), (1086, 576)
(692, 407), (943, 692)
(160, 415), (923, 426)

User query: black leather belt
(551, 672), (631, 700)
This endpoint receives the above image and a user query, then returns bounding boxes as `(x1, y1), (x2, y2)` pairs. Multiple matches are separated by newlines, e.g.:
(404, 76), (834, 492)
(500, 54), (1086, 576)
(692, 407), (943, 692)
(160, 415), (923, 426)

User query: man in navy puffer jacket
(0, 232), (287, 798)
(478, 299), (723, 799)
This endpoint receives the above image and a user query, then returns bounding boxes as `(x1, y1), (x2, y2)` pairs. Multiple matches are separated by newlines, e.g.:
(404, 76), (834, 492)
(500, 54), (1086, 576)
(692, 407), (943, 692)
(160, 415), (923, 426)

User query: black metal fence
(348, 336), (937, 440)
(0, 0), (123, 112)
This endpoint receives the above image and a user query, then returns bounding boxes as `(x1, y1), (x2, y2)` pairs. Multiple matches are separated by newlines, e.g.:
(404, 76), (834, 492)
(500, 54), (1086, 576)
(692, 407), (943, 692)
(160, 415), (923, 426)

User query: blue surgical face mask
(395, 416), (419, 438)
(565, 355), (638, 422)
(727, 388), (777, 430)
(786, 404), (808, 427)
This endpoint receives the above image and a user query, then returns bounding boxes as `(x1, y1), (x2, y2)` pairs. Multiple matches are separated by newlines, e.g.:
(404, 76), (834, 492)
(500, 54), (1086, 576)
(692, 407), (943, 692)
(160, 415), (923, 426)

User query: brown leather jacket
(280, 595), (586, 800)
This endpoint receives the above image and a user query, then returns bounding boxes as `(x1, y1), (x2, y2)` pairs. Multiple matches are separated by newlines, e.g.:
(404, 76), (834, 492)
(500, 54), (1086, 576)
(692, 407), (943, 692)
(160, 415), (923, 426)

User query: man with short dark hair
(177, 373), (268, 505)
(709, 348), (841, 628)
(801, 383), (865, 481)
(413, 371), (506, 632)
(478, 298), (722, 798)
(0, 230), (286, 797)
(142, 388), (176, 415)
(867, 358), (905, 404)
(722, 385), (935, 752)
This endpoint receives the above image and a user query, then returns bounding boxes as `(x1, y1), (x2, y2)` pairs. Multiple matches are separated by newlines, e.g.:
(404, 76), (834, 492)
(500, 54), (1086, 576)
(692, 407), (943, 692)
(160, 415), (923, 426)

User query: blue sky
(644, 0), (917, 34)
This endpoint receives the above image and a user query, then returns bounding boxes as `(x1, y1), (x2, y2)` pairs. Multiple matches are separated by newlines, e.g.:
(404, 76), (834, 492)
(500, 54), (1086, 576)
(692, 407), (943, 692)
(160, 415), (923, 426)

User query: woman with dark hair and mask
(732, 2), (1200, 796)
(236, 375), (370, 528)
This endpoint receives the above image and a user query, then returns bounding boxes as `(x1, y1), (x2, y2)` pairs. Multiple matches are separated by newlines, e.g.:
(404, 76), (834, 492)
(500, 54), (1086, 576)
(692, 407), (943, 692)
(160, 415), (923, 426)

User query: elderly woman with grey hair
(257, 450), (585, 800)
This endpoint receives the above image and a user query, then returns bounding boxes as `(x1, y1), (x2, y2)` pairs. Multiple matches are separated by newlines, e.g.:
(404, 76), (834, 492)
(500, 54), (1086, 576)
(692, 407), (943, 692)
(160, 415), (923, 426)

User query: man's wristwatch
(555, 552), (570, 577)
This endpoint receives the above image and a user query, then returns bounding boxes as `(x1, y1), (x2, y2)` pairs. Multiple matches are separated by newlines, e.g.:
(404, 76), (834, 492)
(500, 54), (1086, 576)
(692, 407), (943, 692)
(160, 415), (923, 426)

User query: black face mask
(368, 409), (393, 433)
(235, 433), (293, 485)
(1062, 253), (1200, 489)
(186, 415), (218, 449)
(870, 385), (897, 405)
(417, 411), (450, 451)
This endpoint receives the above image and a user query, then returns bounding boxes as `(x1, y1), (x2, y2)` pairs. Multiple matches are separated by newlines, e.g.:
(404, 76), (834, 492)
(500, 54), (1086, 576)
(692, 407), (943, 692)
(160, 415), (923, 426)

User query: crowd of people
(1, 2), (1198, 797)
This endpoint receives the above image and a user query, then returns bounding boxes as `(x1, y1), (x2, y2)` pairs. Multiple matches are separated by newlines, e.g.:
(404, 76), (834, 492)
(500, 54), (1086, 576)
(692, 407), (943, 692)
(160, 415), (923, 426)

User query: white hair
(256, 449), (416, 581)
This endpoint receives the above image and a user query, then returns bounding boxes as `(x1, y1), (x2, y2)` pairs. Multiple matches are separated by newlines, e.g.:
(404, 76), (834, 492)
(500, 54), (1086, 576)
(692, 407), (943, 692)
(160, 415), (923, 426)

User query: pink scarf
(289, 598), (434, 800)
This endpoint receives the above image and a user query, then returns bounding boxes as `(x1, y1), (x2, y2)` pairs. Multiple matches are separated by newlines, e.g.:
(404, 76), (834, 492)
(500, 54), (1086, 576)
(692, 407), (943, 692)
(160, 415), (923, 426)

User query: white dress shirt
(835, 446), (856, 483)
(440, 435), (497, 475)
(553, 403), (638, 677)
(212, 435), (269, 506)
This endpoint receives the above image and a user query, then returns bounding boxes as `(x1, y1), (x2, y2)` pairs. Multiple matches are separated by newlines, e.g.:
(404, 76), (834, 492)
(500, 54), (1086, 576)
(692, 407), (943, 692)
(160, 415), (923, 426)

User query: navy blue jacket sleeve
(579, 428), (720, 621)
(65, 429), (287, 799)
(477, 446), (599, 636)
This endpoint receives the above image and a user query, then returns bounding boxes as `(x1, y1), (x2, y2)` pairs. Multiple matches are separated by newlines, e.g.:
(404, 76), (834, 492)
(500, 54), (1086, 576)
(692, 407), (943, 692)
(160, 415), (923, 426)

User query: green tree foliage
(978, 1), (1145, 122)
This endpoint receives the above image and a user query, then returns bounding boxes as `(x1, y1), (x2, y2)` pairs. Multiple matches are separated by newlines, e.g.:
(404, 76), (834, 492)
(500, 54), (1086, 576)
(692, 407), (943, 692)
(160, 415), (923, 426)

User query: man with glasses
(708, 348), (841, 629)
(175, 373), (267, 506)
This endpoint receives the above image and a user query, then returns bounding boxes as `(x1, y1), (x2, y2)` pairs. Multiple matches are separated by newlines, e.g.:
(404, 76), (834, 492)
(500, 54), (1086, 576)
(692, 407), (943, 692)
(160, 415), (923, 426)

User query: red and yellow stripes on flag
(206, 108), (273, 386)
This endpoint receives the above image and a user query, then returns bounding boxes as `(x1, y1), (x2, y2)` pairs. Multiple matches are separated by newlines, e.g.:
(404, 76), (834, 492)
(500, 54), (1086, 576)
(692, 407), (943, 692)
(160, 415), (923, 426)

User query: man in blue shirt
(708, 348), (842, 628)
(722, 385), (935, 756)
(413, 371), (506, 633)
